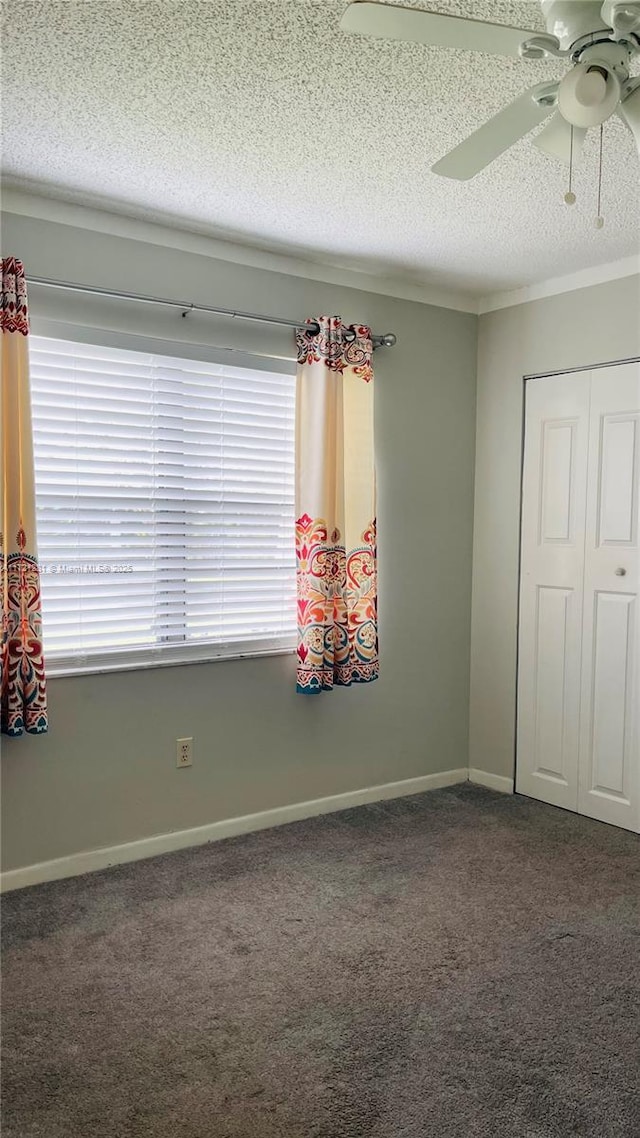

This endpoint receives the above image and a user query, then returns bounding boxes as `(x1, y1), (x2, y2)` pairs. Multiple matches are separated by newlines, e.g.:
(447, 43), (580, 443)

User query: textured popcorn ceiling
(1, 0), (639, 296)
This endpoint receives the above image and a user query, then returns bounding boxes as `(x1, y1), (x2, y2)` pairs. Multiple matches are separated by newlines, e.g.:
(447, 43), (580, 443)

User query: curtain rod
(28, 277), (397, 349)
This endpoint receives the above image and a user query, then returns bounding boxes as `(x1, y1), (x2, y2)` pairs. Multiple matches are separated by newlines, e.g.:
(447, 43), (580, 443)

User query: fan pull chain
(564, 124), (576, 205)
(595, 124), (605, 228)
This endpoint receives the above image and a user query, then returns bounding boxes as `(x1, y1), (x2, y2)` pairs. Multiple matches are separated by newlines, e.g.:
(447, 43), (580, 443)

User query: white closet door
(516, 372), (590, 811)
(578, 363), (640, 831)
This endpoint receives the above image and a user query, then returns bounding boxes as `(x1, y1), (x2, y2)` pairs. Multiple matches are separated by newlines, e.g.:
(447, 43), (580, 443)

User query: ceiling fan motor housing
(542, 0), (640, 49)
(541, 1), (611, 50)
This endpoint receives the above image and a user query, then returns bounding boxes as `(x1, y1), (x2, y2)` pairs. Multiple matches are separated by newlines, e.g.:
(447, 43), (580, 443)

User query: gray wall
(1, 211), (477, 871)
(470, 274), (640, 782)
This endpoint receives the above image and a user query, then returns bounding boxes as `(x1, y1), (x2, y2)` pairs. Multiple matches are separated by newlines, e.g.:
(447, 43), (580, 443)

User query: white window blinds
(29, 336), (296, 674)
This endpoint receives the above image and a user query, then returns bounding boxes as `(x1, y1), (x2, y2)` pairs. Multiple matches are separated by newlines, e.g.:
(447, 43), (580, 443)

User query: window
(30, 336), (296, 674)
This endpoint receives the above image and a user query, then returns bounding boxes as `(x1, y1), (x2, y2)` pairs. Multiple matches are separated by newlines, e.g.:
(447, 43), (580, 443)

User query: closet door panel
(516, 373), (590, 810)
(578, 363), (640, 832)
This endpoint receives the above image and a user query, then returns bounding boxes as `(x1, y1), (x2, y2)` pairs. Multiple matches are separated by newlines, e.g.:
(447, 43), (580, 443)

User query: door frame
(513, 355), (640, 797)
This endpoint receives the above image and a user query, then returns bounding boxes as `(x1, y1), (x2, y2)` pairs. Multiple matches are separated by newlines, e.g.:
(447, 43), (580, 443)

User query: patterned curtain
(1, 257), (48, 736)
(295, 315), (378, 694)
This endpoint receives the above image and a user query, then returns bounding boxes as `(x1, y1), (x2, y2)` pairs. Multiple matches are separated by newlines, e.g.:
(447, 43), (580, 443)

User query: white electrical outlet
(176, 737), (193, 768)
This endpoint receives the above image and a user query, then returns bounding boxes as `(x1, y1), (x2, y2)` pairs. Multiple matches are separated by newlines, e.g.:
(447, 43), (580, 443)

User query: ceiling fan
(340, 1), (640, 179)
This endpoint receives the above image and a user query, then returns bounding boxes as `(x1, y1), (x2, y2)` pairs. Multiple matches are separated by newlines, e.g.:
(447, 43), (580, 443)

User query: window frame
(29, 324), (298, 678)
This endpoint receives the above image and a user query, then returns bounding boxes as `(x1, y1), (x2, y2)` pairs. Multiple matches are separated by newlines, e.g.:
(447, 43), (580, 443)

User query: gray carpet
(2, 784), (639, 1138)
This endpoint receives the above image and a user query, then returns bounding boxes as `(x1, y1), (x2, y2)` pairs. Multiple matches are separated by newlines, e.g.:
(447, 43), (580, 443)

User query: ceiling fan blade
(339, 2), (538, 56)
(618, 84), (640, 151)
(431, 84), (557, 180)
(533, 113), (587, 163)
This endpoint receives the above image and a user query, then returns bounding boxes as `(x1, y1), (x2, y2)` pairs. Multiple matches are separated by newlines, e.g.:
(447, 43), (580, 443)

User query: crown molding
(0, 185), (478, 314)
(3, 185), (637, 318)
(478, 254), (640, 314)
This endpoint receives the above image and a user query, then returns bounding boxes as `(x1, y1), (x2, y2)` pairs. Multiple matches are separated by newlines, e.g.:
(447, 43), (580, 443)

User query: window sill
(45, 639), (297, 679)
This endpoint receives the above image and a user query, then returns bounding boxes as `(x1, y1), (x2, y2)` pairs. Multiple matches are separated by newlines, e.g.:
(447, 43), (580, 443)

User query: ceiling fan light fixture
(558, 62), (621, 126)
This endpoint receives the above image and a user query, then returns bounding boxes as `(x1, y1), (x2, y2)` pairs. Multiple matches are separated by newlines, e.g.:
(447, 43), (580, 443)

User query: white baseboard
(468, 768), (514, 795)
(1, 767), (468, 893)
